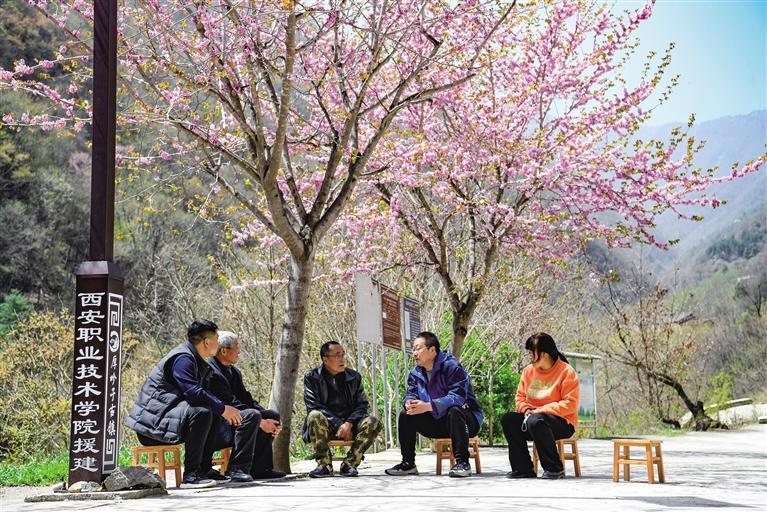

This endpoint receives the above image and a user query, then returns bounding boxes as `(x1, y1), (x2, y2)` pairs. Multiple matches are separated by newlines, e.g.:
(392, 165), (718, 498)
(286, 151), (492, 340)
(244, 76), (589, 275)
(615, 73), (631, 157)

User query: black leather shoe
(252, 469), (287, 479)
(541, 469), (565, 479)
(506, 470), (536, 479)
(204, 469), (231, 482)
(226, 468), (254, 482)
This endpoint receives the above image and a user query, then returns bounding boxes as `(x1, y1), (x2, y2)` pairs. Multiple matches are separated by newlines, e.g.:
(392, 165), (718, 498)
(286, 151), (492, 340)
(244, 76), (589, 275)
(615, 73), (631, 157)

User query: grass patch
(0, 449), (136, 487)
(0, 454), (67, 486)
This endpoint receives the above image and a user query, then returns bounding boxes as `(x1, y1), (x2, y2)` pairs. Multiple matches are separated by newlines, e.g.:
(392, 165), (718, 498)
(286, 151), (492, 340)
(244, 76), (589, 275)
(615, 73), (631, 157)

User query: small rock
(67, 481), (102, 493)
(759, 416), (767, 424)
(103, 466), (165, 491)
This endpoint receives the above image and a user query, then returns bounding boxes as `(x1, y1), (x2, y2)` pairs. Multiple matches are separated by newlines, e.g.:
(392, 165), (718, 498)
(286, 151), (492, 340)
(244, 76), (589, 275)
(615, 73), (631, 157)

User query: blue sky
(621, 0), (767, 125)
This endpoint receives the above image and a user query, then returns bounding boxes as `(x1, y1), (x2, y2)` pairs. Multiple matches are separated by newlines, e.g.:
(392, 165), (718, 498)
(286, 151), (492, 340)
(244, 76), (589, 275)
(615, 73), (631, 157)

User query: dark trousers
(398, 406), (480, 465)
(210, 408), (261, 473)
(251, 409), (280, 473)
(137, 405), (217, 474)
(501, 412), (574, 473)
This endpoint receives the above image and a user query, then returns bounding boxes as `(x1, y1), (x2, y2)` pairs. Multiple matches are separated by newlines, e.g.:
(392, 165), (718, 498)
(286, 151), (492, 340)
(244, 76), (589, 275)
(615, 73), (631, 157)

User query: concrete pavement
(2, 424), (766, 511)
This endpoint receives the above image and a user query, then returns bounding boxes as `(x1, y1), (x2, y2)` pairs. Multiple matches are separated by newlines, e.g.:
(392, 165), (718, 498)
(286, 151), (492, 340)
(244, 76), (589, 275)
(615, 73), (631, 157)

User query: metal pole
(382, 347), (390, 447)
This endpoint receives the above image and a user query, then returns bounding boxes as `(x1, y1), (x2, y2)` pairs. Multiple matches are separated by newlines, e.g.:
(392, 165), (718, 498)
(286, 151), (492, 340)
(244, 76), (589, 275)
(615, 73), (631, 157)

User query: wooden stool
(212, 447), (231, 474)
(433, 437), (482, 475)
(329, 440), (354, 462)
(133, 444), (182, 488)
(612, 439), (665, 484)
(531, 438), (582, 477)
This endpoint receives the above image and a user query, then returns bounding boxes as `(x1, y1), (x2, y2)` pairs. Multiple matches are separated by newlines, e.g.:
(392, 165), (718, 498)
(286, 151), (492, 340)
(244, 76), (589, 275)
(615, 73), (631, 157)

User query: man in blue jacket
(385, 331), (482, 478)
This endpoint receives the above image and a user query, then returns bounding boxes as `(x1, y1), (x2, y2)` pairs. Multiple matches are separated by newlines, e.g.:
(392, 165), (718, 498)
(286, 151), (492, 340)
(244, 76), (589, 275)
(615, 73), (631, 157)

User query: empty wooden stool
(612, 439), (665, 484)
(212, 447), (231, 474)
(433, 437), (482, 475)
(532, 438), (582, 476)
(133, 444), (182, 488)
(329, 440), (354, 462)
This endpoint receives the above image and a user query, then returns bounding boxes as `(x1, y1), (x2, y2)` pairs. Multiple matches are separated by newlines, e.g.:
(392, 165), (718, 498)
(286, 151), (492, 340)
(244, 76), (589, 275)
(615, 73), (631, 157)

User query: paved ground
(2, 424), (766, 512)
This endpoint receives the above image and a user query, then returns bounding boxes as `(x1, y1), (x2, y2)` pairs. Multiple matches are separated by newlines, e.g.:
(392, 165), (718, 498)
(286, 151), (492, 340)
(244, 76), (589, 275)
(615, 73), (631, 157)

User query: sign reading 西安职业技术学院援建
(67, 278), (123, 487)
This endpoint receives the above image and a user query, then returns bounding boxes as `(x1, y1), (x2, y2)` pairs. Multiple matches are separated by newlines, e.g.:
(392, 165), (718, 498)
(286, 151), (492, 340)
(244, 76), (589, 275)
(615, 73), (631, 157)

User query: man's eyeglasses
(324, 353), (346, 359)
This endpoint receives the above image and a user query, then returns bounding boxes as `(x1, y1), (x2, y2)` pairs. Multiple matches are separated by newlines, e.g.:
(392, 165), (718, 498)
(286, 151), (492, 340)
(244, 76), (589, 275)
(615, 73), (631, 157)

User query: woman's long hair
(524, 332), (569, 364)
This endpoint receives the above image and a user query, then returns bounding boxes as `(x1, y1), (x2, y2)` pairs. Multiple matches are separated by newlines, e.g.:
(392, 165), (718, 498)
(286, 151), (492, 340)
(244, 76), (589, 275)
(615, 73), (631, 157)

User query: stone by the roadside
(103, 466), (165, 491)
(67, 481), (102, 493)
(25, 488), (167, 503)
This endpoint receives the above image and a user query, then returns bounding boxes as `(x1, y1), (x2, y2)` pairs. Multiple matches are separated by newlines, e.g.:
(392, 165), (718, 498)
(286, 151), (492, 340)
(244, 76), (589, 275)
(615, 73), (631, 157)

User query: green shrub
(460, 336), (521, 445)
(0, 289), (33, 336)
(0, 310), (73, 461)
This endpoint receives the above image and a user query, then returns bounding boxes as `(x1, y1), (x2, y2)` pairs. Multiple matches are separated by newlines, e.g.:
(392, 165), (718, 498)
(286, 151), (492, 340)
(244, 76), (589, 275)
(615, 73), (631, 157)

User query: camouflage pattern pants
(306, 410), (382, 467)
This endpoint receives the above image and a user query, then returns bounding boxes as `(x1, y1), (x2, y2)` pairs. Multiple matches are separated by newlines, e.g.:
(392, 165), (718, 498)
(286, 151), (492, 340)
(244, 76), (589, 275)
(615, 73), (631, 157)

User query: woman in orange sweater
(501, 332), (579, 479)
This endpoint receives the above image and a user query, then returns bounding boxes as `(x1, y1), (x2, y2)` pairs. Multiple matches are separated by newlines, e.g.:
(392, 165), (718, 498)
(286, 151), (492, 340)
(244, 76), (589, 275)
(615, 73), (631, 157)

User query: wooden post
(67, 0), (124, 488)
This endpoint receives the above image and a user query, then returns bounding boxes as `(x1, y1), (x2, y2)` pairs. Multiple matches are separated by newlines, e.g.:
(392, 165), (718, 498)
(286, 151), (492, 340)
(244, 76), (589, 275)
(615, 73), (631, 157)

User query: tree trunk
(269, 253), (314, 472)
(690, 400), (728, 431)
(635, 363), (729, 432)
(451, 307), (475, 359)
(488, 364), (495, 446)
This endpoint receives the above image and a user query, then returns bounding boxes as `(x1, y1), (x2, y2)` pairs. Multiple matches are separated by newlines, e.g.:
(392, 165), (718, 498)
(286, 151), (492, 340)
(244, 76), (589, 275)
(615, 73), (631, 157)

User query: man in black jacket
(302, 341), (382, 478)
(126, 320), (256, 488)
(208, 331), (286, 479)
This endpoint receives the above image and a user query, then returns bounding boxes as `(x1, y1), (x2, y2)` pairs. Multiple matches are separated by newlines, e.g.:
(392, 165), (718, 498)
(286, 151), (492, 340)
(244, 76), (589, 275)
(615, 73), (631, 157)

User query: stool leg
(623, 445), (630, 482)
(221, 448), (230, 475)
(561, 441), (567, 476)
(435, 442), (443, 475)
(613, 443), (619, 482)
(133, 449), (139, 466)
(532, 444), (539, 475)
(473, 441), (482, 474)
(158, 450), (167, 487)
(645, 444), (655, 484)
(655, 444), (665, 483)
(572, 442), (581, 477)
(172, 448), (181, 488)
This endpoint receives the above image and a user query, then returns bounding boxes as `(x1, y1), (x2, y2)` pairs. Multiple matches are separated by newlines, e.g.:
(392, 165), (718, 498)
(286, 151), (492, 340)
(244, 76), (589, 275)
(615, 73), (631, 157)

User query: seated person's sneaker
(541, 469), (565, 479)
(204, 469), (231, 482)
(506, 469), (536, 479)
(226, 468), (254, 482)
(339, 463), (358, 477)
(385, 461), (419, 476)
(449, 461), (471, 478)
(251, 469), (287, 479)
(308, 464), (334, 478)
(180, 470), (217, 489)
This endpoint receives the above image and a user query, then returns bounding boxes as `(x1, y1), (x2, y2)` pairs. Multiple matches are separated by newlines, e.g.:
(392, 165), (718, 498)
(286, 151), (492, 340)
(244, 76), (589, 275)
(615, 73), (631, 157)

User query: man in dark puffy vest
(126, 320), (258, 488)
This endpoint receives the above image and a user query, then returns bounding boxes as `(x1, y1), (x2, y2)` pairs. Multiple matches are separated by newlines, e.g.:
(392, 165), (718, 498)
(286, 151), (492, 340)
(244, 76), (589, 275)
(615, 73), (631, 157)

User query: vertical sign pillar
(67, 0), (123, 488)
